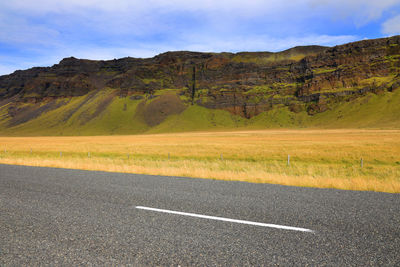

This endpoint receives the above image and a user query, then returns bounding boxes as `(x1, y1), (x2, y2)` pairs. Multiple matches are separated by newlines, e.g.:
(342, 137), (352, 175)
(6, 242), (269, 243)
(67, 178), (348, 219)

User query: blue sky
(1, 0), (400, 75)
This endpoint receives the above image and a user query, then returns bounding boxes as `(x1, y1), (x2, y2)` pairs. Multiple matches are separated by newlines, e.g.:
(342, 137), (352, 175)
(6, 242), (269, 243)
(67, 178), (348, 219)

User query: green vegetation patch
(148, 105), (247, 133)
(359, 75), (396, 87)
(313, 68), (337, 74)
(244, 85), (273, 95)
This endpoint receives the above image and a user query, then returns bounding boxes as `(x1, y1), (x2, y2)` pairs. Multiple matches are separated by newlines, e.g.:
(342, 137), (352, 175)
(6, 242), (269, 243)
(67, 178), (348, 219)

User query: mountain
(0, 36), (399, 135)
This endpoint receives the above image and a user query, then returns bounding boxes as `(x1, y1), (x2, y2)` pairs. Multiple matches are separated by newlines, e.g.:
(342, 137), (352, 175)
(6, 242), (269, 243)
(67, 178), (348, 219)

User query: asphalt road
(1, 164), (399, 266)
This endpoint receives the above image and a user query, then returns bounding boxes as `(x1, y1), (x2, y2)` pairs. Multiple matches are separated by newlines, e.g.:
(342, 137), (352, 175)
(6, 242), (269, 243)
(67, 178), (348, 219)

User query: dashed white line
(136, 206), (314, 233)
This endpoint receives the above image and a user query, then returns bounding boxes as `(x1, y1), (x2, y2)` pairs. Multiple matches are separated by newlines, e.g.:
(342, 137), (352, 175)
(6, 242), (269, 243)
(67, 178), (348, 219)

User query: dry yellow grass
(0, 129), (399, 193)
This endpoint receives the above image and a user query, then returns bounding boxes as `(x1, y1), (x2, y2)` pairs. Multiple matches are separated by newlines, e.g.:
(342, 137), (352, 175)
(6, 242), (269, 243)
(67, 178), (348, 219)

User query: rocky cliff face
(0, 36), (399, 120)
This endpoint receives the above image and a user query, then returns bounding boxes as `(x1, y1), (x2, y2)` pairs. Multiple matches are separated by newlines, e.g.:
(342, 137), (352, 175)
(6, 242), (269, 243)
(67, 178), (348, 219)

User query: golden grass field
(0, 129), (399, 193)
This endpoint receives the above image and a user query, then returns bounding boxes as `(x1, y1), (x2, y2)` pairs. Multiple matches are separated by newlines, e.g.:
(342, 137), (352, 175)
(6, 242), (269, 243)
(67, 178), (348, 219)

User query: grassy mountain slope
(0, 87), (399, 136)
(309, 89), (400, 128)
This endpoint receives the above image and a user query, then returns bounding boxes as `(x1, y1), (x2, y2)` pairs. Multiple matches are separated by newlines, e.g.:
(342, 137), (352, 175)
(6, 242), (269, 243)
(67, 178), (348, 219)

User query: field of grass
(0, 129), (399, 193)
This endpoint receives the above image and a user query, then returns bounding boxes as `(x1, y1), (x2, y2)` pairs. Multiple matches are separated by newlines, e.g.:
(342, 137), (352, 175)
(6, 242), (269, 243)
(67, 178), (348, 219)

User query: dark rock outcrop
(1, 36), (399, 118)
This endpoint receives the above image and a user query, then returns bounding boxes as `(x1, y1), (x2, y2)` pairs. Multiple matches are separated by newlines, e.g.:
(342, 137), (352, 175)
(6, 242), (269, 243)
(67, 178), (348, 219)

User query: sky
(1, 0), (400, 75)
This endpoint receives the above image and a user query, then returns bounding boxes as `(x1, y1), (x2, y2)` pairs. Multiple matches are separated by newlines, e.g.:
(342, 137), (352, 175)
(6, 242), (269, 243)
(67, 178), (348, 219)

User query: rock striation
(0, 36), (399, 119)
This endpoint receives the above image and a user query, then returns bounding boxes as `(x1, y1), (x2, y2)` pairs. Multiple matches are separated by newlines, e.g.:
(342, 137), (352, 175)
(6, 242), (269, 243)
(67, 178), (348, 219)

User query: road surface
(0, 164), (399, 266)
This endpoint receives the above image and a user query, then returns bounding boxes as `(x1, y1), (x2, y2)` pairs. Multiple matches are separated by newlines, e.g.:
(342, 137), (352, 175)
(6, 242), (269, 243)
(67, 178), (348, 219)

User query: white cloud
(0, 0), (301, 16)
(382, 15), (400, 35)
(2, 0), (398, 20)
(0, 0), (397, 46)
(0, 15), (59, 45)
(310, 0), (400, 25)
(170, 34), (357, 52)
(0, 0), (306, 38)
(0, 0), (397, 75)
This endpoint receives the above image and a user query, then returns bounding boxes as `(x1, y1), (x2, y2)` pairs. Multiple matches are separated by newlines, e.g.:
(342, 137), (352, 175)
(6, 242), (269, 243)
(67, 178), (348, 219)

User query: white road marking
(136, 206), (314, 233)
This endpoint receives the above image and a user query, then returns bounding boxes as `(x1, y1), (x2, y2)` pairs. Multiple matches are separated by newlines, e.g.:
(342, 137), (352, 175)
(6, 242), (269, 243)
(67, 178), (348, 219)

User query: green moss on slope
(148, 105), (247, 133)
(309, 89), (400, 128)
(0, 88), (399, 136)
(0, 90), (148, 136)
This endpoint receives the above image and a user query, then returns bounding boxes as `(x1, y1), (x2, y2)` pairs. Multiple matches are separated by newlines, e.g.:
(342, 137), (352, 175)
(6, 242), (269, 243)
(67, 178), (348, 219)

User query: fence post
(168, 152), (170, 160)
(60, 151), (62, 157)
(361, 158), (363, 168)
(88, 152), (90, 158)
(30, 148), (32, 154)
(220, 153), (223, 160)
(287, 155), (290, 166)
(127, 153), (129, 159)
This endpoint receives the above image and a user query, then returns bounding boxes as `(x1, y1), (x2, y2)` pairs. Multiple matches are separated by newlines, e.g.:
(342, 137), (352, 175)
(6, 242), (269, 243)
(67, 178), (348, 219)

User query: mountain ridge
(0, 35), (399, 135)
